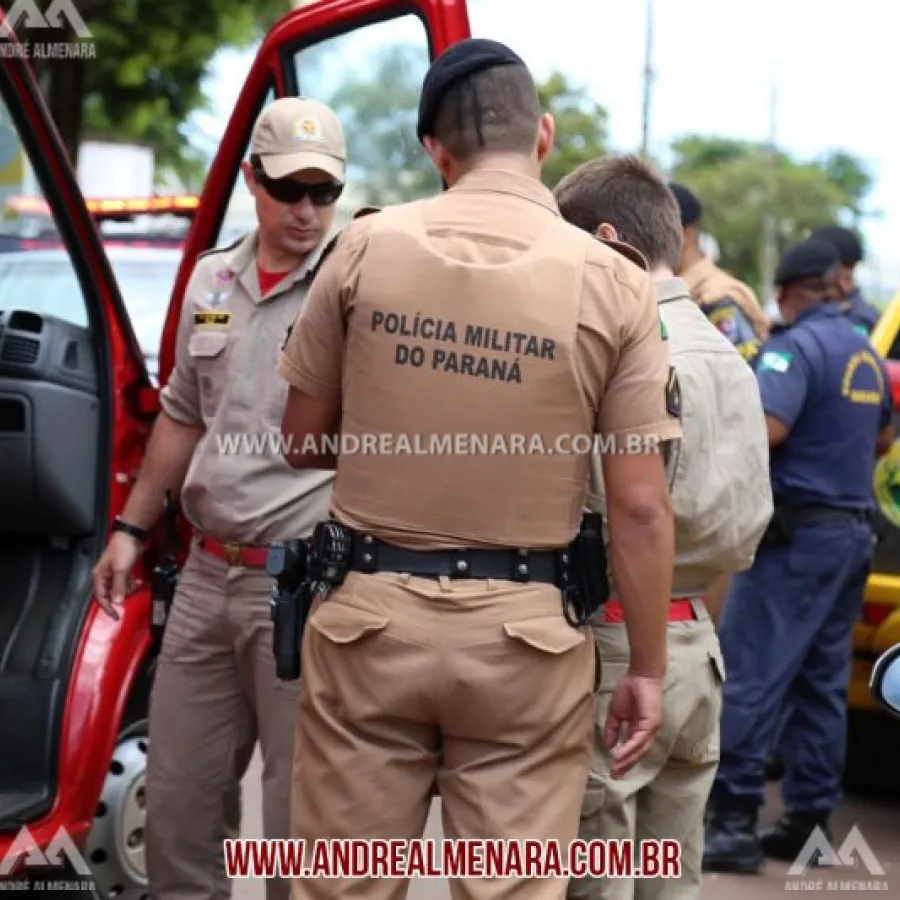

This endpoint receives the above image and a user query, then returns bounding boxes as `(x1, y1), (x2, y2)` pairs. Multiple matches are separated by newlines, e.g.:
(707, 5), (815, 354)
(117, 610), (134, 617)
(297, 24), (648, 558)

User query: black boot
(702, 805), (763, 874)
(760, 810), (831, 862)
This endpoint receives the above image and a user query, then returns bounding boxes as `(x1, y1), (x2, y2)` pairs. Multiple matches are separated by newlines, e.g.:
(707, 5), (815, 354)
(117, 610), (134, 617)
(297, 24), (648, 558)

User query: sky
(196, 0), (900, 298)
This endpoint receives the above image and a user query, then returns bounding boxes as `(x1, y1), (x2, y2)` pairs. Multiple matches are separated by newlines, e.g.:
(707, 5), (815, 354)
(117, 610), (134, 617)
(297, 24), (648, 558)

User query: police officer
(555, 154), (772, 900)
(668, 182), (769, 362)
(703, 237), (895, 873)
(810, 224), (881, 335)
(91, 97), (347, 900)
(276, 39), (681, 900)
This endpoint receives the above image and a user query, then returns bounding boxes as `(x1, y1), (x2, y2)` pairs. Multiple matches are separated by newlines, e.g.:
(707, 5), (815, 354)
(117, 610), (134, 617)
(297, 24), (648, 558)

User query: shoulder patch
(665, 366), (681, 419)
(758, 350), (793, 374)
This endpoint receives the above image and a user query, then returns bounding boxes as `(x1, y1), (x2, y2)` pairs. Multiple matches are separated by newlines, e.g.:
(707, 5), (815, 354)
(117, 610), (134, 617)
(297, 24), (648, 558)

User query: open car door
(0, 20), (157, 881)
(158, 0), (472, 384)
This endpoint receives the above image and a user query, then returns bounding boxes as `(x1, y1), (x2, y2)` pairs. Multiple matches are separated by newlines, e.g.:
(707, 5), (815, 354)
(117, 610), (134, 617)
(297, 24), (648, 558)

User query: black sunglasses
(252, 164), (344, 207)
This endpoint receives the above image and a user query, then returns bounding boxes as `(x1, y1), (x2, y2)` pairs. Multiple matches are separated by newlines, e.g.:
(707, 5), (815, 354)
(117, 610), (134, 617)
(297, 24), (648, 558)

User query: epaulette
(195, 233), (247, 261)
(352, 205), (382, 219)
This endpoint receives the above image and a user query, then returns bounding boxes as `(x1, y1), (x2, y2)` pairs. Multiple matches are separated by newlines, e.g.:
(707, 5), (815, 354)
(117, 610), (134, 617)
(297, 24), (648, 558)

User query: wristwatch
(112, 516), (150, 543)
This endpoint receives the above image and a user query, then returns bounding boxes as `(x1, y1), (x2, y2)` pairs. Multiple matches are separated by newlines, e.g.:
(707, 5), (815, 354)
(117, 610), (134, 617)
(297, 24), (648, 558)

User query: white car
(0, 244), (183, 384)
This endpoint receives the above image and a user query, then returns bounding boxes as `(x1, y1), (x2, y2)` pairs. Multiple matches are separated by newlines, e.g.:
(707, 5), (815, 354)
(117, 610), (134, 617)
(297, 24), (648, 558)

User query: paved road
(231, 752), (900, 900)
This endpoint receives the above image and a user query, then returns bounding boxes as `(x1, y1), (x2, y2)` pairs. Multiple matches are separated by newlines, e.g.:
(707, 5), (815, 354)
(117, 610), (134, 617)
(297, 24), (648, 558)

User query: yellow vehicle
(845, 287), (900, 794)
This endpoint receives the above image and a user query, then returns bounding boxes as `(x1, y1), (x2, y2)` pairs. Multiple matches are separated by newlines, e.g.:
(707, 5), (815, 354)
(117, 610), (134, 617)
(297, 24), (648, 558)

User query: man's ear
(536, 113), (555, 163)
(594, 222), (620, 244)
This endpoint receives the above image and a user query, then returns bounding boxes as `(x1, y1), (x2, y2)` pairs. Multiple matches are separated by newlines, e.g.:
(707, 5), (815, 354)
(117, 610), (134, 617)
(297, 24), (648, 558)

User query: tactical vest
(329, 202), (598, 550)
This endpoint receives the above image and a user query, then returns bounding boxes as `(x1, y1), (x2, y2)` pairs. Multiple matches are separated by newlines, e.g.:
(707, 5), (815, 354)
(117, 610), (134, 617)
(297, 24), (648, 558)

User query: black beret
(416, 38), (526, 143)
(668, 182), (702, 226)
(774, 237), (840, 286)
(809, 225), (864, 266)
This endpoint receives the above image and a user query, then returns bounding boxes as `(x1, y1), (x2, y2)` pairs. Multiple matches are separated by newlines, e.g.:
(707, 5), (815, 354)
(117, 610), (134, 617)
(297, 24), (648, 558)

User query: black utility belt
(777, 503), (872, 524)
(348, 533), (562, 585)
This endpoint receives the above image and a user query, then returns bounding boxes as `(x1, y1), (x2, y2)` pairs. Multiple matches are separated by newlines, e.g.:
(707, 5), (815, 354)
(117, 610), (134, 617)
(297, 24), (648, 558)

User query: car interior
(0, 305), (105, 830)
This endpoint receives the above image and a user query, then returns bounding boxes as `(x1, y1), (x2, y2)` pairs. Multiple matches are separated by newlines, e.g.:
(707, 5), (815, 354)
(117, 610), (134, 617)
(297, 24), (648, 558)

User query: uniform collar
(794, 302), (841, 325)
(448, 168), (559, 216)
(654, 276), (692, 305)
(229, 228), (328, 303)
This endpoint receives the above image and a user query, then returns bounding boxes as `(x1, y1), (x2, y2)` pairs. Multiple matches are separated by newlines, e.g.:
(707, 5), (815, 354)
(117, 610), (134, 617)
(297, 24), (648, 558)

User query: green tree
(28, 0), (288, 185)
(326, 43), (440, 206)
(326, 54), (611, 204)
(537, 71), (609, 190)
(670, 136), (873, 293)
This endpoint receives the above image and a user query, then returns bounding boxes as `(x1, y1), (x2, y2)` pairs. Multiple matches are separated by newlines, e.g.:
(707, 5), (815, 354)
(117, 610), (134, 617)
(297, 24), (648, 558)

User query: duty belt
(779, 503), (872, 525)
(196, 534), (269, 568)
(348, 532), (562, 584)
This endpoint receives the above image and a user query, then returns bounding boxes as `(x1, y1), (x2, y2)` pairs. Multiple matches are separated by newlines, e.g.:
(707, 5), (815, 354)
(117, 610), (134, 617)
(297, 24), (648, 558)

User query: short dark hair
(430, 65), (541, 161)
(554, 155), (683, 270)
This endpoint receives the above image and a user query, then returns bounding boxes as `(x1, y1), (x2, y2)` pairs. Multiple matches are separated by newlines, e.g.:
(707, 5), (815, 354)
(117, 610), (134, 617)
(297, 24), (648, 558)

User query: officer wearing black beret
(704, 235), (894, 873)
(276, 36), (679, 900)
(668, 181), (769, 360)
(810, 224), (881, 335)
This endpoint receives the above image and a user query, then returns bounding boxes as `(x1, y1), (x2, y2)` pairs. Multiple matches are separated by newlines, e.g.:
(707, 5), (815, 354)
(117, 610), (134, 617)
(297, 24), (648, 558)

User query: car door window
(292, 13), (441, 230)
(0, 98), (88, 327)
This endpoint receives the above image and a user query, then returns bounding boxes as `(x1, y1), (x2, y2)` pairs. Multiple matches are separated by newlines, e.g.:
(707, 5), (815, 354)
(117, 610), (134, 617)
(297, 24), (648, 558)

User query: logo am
(787, 825), (886, 877)
(0, 0), (92, 41)
(0, 825), (92, 877)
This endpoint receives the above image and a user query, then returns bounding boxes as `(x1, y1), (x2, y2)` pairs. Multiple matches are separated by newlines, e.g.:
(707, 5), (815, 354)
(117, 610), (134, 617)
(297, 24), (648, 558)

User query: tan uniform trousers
(146, 540), (300, 900)
(567, 601), (725, 900)
(289, 570), (597, 900)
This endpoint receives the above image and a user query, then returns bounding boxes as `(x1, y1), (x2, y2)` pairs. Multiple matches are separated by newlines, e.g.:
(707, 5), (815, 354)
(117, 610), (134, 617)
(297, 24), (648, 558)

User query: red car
(0, 1), (471, 895)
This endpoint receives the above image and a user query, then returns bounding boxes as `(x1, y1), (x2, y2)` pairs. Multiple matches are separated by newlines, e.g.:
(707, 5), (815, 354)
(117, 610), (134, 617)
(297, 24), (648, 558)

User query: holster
(559, 512), (610, 627)
(267, 540), (312, 681)
(150, 559), (178, 646)
(759, 507), (794, 548)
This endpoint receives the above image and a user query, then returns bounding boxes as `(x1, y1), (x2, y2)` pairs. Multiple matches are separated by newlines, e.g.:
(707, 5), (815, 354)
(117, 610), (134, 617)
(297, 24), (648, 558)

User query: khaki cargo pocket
(308, 599), (389, 646)
(502, 616), (586, 655)
(189, 330), (231, 418)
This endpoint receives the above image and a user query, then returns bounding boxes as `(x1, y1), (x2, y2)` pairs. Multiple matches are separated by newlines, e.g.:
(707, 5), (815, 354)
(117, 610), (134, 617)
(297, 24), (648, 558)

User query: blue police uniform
(700, 296), (761, 364)
(840, 287), (881, 336)
(703, 301), (891, 872)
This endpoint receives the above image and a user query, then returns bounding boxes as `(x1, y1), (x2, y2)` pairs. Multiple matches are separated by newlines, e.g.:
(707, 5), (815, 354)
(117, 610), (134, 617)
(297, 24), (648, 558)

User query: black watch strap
(112, 516), (150, 543)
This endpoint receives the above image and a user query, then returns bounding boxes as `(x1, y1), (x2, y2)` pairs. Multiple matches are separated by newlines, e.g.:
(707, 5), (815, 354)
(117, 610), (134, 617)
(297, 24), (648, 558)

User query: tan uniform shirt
(159, 230), (334, 543)
(277, 169), (681, 551)
(682, 256), (769, 339)
(587, 277), (773, 595)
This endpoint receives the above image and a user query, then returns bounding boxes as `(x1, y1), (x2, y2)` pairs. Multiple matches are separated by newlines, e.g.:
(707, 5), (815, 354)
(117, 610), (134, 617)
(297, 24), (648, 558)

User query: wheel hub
(83, 725), (149, 900)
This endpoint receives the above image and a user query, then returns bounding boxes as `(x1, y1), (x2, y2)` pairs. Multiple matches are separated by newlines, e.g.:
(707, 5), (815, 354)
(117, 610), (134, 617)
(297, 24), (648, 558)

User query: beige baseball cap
(249, 97), (346, 183)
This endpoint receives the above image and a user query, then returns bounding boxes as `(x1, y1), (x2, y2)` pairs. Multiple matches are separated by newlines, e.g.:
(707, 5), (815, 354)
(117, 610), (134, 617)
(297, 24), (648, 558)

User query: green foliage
(324, 53), (610, 204)
(537, 71), (609, 190)
(670, 136), (874, 292)
(325, 43), (440, 206)
(40, 0), (289, 186)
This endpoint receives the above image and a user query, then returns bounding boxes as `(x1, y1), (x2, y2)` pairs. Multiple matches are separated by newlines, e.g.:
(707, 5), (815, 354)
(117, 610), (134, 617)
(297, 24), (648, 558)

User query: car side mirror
(870, 644), (900, 718)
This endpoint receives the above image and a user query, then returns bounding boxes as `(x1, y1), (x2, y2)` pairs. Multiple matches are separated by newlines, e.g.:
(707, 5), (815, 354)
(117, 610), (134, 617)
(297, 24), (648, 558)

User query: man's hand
(91, 532), (143, 620)
(602, 671), (664, 778)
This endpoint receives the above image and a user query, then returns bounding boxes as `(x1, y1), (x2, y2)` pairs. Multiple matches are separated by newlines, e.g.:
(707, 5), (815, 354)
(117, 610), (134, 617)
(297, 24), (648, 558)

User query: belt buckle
(222, 542), (244, 566)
